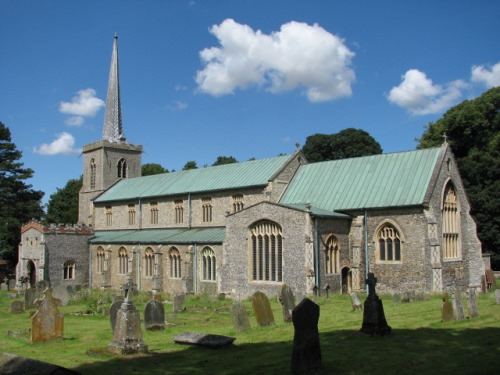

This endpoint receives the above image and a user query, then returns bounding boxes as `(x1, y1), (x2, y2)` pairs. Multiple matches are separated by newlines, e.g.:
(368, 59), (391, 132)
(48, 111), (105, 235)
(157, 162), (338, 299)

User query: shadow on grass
(73, 327), (500, 375)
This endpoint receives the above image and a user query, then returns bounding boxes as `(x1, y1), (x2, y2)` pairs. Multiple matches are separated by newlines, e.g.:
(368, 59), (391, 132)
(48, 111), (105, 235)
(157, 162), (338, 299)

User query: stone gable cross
(366, 272), (377, 297)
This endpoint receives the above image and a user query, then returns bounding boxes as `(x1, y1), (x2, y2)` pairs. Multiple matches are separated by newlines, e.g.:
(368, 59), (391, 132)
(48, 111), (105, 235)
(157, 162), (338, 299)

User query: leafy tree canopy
(212, 156), (238, 166)
(142, 163), (168, 176)
(417, 86), (500, 268)
(0, 122), (44, 266)
(302, 128), (383, 162)
(45, 176), (82, 225)
(182, 161), (198, 170)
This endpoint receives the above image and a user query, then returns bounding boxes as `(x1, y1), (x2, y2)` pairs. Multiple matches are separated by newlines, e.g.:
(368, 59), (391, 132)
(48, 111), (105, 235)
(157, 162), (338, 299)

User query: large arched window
(201, 247), (216, 281)
(443, 183), (460, 259)
(169, 247), (182, 279)
(90, 158), (96, 189)
(118, 247), (129, 274)
(144, 247), (154, 277)
(377, 223), (402, 262)
(249, 220), (283, 282)
(117, 158), (127, 178)
(325, 235), (340, 274)
(96, 246), (105, 273)
(63, 260), (75, 280)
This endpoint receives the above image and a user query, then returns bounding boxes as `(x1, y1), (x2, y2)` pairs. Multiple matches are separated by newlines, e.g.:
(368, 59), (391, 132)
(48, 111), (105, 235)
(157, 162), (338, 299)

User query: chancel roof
(280, 147), (443, 213)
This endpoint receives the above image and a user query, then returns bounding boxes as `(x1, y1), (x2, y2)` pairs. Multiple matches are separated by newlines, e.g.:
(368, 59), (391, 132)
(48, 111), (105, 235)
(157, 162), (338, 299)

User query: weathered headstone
(230, 303), (251, 333)
(24, 287), (36, 309)
(452, 289), (465, 321)
(110, 300), (123, 334)
(495, 289), (500, 304)
(144, 298), (165, 330)
(52, 284), (70, 306)
(75, 284), (81, 292)
(441, 292), (454, 322)
(173, 332), (235, 348)
(31, 288), (64, 342)
(36, 280), (49, 291)
(173, 293), (186, 312)
(291, 298), (322, 375)
(10, 300), (24, 314)
(467, 288), (478, 318)
(251, 291), (275, 326)
(392, 293), (401, 304)
(323, 284), (331, 301)
(279, 284), (296, 323)
(350, 292), (363, 311)
(8, 278), (16, 291)
(1, 278), (7, 291)
(108, 276), (148, 354)
(360, 273), (391, 336)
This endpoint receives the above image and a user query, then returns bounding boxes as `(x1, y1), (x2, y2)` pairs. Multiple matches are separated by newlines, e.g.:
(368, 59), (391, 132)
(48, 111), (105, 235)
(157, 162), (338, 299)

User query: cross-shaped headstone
(366, 272), (377, 297)
(323, 284), (330, 300)
(122, 275), (135, 302)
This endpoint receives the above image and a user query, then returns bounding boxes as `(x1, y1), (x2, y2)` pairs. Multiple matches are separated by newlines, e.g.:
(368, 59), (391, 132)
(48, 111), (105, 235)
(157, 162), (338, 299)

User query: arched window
(118, 247), (129, 274)
(96, 246), (105, 273)
(249, 220), (283, 282)
(443, 183), (460, 259)
(117, 158), (127, 178)
(90, 158), (96, 189)
(325, 235), (340, 274)
(201, 247), (216, 281)
(63, 260), (75, 280)
(377, 223), (402, 262)
(150, 202), (159, 224)
(169, 247), (181, 279)
(202, 197), (212, 223)
(232, 194), (244, 213)
(144, 247), (154, 277)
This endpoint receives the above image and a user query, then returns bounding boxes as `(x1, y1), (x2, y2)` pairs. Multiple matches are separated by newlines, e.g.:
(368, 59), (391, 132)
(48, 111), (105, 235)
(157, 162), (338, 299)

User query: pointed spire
(102, 33), (125, 143)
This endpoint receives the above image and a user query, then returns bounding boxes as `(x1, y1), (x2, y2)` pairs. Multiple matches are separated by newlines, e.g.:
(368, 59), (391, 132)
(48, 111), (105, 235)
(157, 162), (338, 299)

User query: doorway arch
(26, 260), (36, 287)
(341, 267), (352, 294)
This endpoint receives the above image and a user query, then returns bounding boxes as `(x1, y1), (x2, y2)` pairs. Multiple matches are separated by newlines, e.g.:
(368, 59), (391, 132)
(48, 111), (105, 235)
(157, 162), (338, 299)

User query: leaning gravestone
(350, 292), (363, 311)
(230, 303), (251, 333)
(144, 298), (165, 330)
(441, 292), (454, 322)
(291, 298), (322, 375)
(279, 284), (296, 323)
(452, 289), (465, 321)
(110, 299), (123, 334)
(467, 288), (478, 318)
(360, 273), (391, 336)
(24, 287), (36, 309)
(495, 289), (500, 304)
(9, 278), (16, 291)
(52, 285), (70, 306)
(173, 294), (186, 312)
(31, 288), (64, 342)
(252, 291), (275, 326)
(10, 300), (24, 314)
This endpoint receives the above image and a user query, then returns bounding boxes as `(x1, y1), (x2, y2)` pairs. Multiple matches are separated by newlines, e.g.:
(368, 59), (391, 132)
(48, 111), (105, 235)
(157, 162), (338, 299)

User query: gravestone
(10, 300), (24, 314)
(108, 276), (148, 354)
(251, 291), (275, 326)
(9, 278), (16, 291)
(323, 284), (331, 301)
(31, 288), (64, 342)
(52, 284), (70, 306)
(1, 278), (7, 291)
(0, 353), (81, 375)
(467, 288), (478, 318)
(110, 299), (124, 334)
(291, 298), (322, 375)
(75, 284), (81, 292)
(452, 289), (465, 321)
(173, 332), (236, 348)
(350, 292), (363, 311)
(230, 303), (251, 333)
(279, 284), (296, 323)
(24, 287), (36, 309)
(495, 289), (500, 304)
(36, 280), (49, 291)
(360, 273), (391, 336)
(173, 293), (186, 312)
(441, 292), (454, 322)
(144, 298), (165, 330)
(392, 294), (401, 304)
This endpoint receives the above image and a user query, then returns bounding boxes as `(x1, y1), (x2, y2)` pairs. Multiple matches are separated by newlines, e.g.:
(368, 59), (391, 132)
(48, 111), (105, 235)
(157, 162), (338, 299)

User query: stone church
(17, 36), (485, 298)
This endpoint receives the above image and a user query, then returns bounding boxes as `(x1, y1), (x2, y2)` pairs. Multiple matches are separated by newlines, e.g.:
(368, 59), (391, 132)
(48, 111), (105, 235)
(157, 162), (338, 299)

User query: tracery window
(90, 158), (96, 189)
(443, 183), (460, 259)
(201, 247), (216, 281)
(202, 197), (212, 223)
(144, 247), (154, 277)
(377, 223), (402, 262)
(325, 235), (340, 274)
(150, 202), (159, 225)
(249, 220), (283, 282)
(232, 194), (244, 213)
(106, 206), (113, 226)
(117, 158), (127, 178)
(169, 247), (182, 279)
(128, 204), (136, 225)
(96, 246), (105, 273)
(118, 247), (129, 274)
(63, 260), (75, 280)
(175, 200), (184, 224)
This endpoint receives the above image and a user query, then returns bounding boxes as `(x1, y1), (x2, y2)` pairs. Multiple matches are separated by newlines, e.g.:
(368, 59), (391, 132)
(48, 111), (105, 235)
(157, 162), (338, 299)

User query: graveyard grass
(1, 286), (499, 375)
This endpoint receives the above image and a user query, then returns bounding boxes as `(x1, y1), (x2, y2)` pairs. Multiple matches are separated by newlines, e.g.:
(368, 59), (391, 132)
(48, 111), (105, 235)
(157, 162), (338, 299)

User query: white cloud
(471, 62), (500, 88)
(387, 69), (466, 115)
(195, 19), (355, 102)
(33, 132), (81, 156)
(168, 101), (188, 110)
(65, 116), (85, 127)
(59, 88), (105, 117)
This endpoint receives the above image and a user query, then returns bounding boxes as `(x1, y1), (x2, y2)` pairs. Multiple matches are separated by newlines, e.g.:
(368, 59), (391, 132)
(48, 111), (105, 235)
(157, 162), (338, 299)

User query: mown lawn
(0, 287), (499, 374)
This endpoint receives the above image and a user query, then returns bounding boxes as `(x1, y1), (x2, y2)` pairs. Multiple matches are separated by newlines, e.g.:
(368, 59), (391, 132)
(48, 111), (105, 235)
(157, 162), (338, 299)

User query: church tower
(78, 34), (143, 225)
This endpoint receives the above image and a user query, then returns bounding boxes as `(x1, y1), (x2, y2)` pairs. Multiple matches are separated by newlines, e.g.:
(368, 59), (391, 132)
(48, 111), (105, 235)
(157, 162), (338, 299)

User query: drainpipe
(138, 199), (142, 230)
(193, 243), (198, 294)
(364, 209), (369, 294)
(188, 193), (192, 229)
(314, 217), (320, 293)
(137, 243), (142, 290)
(89, 243), (93, 288)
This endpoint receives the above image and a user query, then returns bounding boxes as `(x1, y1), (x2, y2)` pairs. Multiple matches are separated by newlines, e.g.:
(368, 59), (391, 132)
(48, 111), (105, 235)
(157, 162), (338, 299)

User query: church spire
(102, 33), (125, 143)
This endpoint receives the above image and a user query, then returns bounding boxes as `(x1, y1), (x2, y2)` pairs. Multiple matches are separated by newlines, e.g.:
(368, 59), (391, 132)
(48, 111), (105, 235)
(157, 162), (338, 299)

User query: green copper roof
(90, 227), (226, 244)
(280, 148), (442, 212)
(95, 155), (291, 203)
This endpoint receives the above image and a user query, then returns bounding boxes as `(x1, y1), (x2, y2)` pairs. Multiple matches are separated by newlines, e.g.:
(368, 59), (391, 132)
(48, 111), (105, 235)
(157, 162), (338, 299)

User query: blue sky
(1, 0), (499, 207)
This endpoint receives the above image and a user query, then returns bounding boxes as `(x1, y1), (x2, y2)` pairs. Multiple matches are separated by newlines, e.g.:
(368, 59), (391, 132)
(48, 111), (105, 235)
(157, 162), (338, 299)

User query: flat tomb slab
(173, 332), (236, 348)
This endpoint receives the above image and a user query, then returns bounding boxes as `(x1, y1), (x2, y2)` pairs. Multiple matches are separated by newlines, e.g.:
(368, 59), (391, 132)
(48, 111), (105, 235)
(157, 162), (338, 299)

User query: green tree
(417, 86), (500, 268)
(0, 122), (44, 266)
(302, 128), (382, 162)
(45, 176), (82, 225)
(142, 163), (168, 176)
(182, 161), (198, 170)
(212, 156), (238, 166)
